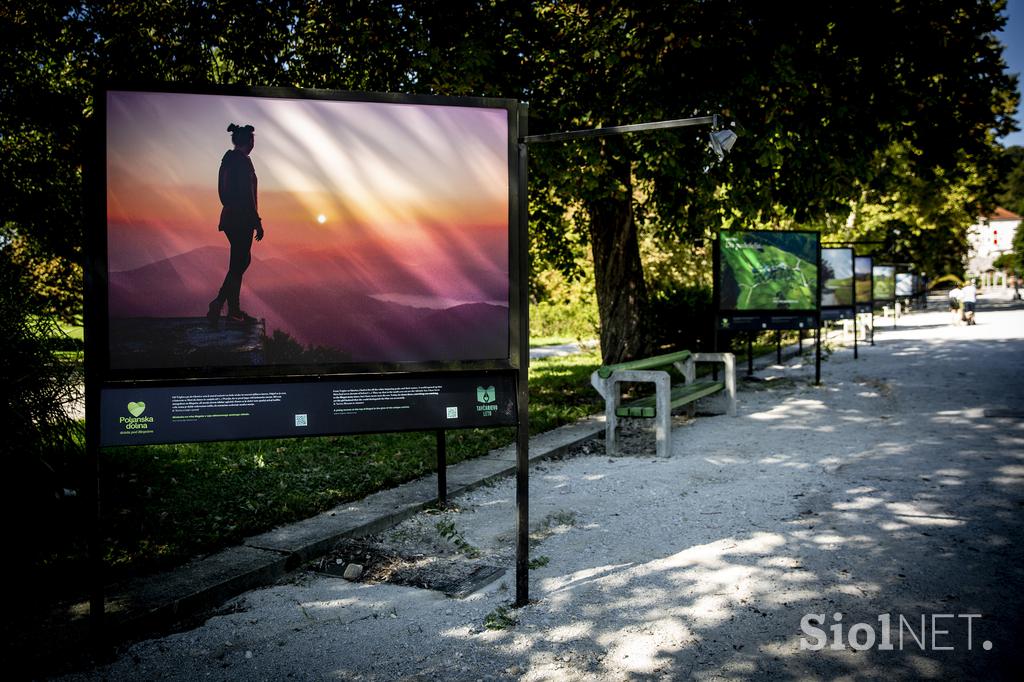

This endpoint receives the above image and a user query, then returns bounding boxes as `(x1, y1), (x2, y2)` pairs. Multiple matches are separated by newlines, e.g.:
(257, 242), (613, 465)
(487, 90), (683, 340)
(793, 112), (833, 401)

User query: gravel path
(63, 299), (1024, 681)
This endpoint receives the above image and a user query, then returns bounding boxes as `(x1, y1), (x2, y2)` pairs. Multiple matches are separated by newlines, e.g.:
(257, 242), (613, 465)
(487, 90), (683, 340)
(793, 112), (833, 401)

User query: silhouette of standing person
(208, 123), (264, 322)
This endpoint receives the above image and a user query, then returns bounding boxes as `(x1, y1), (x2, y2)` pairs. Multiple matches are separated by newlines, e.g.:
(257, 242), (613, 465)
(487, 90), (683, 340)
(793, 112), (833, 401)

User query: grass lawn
(44, 328), (817, 594)
(59, 322), (84, 341)
(82, 348), (604, 583)
(529, 335), (589, 347)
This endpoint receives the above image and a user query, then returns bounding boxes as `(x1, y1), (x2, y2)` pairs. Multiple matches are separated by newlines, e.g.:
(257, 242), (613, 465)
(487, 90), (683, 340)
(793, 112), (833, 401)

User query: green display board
(854, 256), (873, 304)
(872, 265), (896, 301)
(821, 248), (855, 307)
(717, 230), (819, 311)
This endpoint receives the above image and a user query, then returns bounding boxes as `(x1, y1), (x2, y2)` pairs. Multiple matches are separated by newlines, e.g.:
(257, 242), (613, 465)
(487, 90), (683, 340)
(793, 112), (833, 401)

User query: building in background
(966, 207), (1020, 277)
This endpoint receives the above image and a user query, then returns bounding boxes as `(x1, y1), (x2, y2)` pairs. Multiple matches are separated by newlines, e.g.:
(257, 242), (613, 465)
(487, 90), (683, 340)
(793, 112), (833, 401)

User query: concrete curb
(97, 325), (879, 637)
(102, 415), (606, 637)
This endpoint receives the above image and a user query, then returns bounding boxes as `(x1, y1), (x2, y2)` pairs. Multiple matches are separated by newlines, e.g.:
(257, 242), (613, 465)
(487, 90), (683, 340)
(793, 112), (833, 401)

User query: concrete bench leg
(693, 352), (737, 417)
(677, 357), (696, 419)
(612, 370), (672, 458)
(654, 372), (671, 458)
(591, 372), (621, 456)
(605, 387), (620, 455)
(591, 369), (673, 457)
(724, 353), (737, 417)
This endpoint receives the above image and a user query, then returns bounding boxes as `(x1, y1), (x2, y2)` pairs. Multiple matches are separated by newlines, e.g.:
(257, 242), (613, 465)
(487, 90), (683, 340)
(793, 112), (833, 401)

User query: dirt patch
(313, 533), (506, 599)
(740, 375), (802, 391)
(853, 376), (894, 397)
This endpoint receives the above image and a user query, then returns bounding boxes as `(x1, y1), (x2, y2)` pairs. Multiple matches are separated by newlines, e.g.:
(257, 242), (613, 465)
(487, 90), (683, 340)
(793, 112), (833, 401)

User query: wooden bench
(590, 350), (736, 458)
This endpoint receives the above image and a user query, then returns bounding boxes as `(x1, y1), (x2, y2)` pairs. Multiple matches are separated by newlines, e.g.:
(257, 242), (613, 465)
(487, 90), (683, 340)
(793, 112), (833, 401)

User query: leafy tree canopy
(998, 145), (1024, 216)
(0, 1), (1018, 357)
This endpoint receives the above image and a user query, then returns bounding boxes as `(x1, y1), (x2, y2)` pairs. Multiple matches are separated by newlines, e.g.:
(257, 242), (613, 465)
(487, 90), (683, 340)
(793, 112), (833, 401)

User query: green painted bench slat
(597, 350), (692, 379)
(615, 379), (725, 418)
(619, 406), (655, 418)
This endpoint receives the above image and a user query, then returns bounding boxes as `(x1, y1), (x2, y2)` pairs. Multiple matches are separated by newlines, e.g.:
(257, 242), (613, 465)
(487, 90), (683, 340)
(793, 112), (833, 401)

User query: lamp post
(523, 113), (736, 148)
(513, 111), (735, 606)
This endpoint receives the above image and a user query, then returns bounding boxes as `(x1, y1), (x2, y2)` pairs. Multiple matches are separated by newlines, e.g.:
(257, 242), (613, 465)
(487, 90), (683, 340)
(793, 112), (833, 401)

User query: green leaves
(3, 0), (1017, 347)
(998, 146), (1024, 216)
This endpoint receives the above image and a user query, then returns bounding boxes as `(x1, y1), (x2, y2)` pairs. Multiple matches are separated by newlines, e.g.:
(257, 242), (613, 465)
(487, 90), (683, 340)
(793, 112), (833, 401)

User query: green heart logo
(127, 401), (146, 417)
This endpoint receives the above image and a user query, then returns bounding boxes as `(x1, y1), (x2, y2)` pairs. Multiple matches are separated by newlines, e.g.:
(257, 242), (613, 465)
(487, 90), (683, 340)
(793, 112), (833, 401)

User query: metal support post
(853, 313), (859, 359)
(85, 385), (107, 655)
(435, 430), (447, 506)
(514, 113), (531, 607)
(815, 325), (822, 384)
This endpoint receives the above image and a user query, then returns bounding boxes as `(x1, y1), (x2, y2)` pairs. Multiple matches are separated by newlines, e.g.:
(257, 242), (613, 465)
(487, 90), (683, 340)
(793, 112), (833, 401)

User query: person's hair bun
(227, 123), (238, 133)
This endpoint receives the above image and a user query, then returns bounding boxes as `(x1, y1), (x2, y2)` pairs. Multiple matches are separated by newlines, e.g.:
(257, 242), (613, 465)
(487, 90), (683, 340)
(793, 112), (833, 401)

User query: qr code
(446, 406), (458, 419)
(295, 414), (308, 427)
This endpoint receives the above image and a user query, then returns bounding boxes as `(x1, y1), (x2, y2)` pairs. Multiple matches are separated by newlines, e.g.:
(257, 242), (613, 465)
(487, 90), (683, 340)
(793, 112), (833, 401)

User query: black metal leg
(815, 326), (822, 384)
(436, 430), (447, 506)
(853, 313), (859, 359)
(88, 437), (107, 654)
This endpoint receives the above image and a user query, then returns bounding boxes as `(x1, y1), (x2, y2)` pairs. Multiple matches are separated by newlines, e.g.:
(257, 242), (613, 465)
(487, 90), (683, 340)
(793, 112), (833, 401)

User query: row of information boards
(715, 229), (925, 332)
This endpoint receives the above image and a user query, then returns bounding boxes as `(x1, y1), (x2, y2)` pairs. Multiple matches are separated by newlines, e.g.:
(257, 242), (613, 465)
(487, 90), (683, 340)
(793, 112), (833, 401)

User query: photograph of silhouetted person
(208, 123), (264, 323)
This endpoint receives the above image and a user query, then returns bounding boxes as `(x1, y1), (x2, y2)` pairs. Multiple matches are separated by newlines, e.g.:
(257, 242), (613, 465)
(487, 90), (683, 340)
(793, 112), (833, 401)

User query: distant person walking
(948, 286), (962, 325)
(208, 123), (264, 323)
(960, 279), (978, 325)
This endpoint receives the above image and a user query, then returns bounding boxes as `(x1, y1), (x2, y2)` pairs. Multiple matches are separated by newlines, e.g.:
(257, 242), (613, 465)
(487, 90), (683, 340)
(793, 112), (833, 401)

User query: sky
(998, 0), (1024, 147)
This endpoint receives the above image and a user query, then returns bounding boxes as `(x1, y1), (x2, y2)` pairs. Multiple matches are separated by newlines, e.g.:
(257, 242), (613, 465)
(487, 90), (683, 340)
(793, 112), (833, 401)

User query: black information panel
(714, 230), (821, 334)
(720, 313), (818, 331)
(854, 255), (873, 315)
(820, 247), (855, 322)
(100, 373), (517, 447)
(820, 308), (855, 322)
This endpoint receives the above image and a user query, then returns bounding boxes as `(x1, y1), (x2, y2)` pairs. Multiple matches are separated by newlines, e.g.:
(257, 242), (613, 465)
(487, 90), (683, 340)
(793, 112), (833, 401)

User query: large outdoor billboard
(94, 86), (518, 381)
(872, 265), (896, 302)
(854, 256), (873, 304)
(854, 255), (873, 313)
(820, 248), (855, 307)
(714, 230), (820, 331)
(717, 230), (819, 312)
(895, 272), (914, 298)
(819, 247), (855, 322)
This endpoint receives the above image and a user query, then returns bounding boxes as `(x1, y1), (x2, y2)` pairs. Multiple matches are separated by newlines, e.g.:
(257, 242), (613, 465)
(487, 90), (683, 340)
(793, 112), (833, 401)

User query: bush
(0, 253), (86, 573)
(647, 283), (715, 352)
(529, 265), (599, 342)
(530, 299), (599, 342)
(993, 252), (1017, 273)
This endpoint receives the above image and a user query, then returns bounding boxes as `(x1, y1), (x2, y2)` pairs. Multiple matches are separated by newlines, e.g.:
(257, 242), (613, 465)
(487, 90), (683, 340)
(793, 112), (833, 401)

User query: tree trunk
(587, 172), (651, 365)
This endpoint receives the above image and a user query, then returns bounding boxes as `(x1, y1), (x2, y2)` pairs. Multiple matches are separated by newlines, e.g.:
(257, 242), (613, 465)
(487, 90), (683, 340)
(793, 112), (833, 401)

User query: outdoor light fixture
(709, 128), (738, 161)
